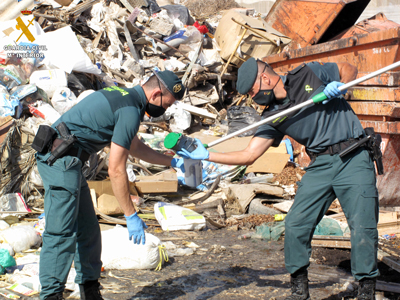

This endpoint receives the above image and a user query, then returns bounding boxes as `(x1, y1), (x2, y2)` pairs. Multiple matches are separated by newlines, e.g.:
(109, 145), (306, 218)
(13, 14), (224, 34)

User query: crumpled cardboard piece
(224, 184), (284, 213)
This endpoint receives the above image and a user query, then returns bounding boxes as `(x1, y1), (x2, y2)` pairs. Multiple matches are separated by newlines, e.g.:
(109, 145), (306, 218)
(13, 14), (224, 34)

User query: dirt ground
(94, 227), (400, 300)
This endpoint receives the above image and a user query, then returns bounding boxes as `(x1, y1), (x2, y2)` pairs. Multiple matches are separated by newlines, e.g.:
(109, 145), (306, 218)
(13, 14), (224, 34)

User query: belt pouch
(32, 125), (57, 153)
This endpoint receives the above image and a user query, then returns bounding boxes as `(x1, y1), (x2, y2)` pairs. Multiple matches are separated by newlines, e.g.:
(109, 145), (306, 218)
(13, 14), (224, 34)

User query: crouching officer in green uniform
(177, 58), (379, 300)
(33, 71), (186, 300)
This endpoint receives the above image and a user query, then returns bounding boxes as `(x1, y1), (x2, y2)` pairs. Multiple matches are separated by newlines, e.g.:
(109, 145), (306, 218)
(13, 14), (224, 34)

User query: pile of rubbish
(0, 0), (399, 297)
(0, 0), (296, 220)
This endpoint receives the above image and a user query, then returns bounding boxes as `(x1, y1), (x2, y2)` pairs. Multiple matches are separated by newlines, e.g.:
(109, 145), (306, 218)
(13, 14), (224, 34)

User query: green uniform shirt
(254, 62), (364, 153)
(52, 85), (147, 154)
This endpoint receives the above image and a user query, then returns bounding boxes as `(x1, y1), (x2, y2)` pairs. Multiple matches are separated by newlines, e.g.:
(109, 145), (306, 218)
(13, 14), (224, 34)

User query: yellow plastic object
(155, 245), (169, 271)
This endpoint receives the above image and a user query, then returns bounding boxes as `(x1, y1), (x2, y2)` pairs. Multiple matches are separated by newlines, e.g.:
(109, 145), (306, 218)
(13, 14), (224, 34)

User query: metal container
(263, 0), (400, 205)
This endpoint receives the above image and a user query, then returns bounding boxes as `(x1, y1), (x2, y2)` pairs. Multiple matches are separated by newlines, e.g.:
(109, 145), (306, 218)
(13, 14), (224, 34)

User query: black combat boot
(285, 270), (311, 300)
(45, 293), (64, 300)
(79, 280), (104, 300)
(357, 278), (376, 300)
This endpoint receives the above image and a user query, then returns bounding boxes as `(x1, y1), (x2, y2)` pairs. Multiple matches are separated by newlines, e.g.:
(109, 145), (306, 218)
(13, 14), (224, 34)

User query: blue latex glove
(125, 212), (148, 245)
(322, 81), (347, 104)
(171, 157), (185, 172)
(176, 138), (209, 160)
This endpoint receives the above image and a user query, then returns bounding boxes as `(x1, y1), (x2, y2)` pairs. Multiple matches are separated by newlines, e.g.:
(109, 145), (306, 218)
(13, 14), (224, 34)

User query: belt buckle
(331, 143), (341, 154)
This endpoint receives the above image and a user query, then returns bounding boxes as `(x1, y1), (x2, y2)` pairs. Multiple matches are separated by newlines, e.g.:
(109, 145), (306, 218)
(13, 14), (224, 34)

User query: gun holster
(364, 127), (384, 175)
(46, 122), (77, 166)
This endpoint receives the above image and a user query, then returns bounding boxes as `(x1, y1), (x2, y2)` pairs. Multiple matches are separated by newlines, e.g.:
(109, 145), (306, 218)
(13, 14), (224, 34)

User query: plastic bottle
(164, 132), (203, 188)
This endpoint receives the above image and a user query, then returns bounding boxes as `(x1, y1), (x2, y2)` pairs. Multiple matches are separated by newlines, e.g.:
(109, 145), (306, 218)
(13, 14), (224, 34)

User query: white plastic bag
(29, 101), (61, 124)
(0, 193), (31, 218)
(101, 226), (165, 270)
(154, 202), (206, 231)
(163, 57), (186, 72)
(0, 225), (42, 253)
(165, 102), (191, 133)
(0, 220), (10, 231)
(51, 87), (79, 114)
(29, 69), (68, 98)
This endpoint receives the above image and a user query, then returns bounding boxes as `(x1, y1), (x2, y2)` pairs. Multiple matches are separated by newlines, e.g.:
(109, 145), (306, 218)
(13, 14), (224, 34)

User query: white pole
(207, 60), (400, 148)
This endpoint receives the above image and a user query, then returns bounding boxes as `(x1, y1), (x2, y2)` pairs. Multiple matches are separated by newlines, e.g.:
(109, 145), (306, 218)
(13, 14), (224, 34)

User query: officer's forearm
(109, 169), (136, 216)
(130, 136), (173, 166)
(337, 62), (358, 83)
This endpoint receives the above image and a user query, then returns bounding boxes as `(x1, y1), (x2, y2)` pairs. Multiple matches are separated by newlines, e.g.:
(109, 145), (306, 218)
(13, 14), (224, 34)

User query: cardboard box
(88, 170), (178, 197)
(215, 9), (291, 67)
(97, 194), (123, 215)
(88, 171), (178, 215)
(134, 171), (178, 194)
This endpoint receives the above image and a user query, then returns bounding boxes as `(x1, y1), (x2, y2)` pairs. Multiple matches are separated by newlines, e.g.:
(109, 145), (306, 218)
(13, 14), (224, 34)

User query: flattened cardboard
(246, 152), (290, 174)
(189, 133), (289, 174)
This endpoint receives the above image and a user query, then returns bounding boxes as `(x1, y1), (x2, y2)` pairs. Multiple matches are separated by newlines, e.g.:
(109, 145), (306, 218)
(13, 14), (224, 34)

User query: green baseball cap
(153, 70), (185, 100)
(236, 57), (258, 95)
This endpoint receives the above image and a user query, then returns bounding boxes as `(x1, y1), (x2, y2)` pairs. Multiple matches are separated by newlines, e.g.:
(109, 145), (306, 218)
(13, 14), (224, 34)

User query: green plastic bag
(253, 221), (286, 241)
(0, 248), (16, 274)
(314, 217), (343, 236)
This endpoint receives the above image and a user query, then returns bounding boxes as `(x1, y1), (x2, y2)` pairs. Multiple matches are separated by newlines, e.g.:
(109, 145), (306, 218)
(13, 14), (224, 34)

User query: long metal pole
(207, 60), (400, 148)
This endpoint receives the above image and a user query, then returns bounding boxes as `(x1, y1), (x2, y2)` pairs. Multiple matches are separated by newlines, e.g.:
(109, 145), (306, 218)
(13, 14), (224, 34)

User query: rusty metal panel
(264, 28), (400, 86)
(348, 87), (400, 101)
(332, 13), (400, 40)
(264, 0), (370, 49)
(349, 102), (400, 117)
(359, 121), (400, 134)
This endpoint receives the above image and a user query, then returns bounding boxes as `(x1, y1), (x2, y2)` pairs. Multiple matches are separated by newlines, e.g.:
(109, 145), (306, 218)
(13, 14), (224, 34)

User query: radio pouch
(32, 125), (57, 153)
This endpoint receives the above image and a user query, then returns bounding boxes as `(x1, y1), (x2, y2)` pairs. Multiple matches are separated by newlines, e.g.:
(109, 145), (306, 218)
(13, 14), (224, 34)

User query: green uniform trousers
(284, 148), (379, 281)
(36, 152), (102, 300)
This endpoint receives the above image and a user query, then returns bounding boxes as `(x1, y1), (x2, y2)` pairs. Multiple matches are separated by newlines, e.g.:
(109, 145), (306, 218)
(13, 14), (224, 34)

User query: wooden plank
(0, 116), (13, 144)
(378, 226), (400, 236)
(378, 249), (400, 274)
(311, 237), (351, 249)
(179, 103), (217, 119)
(309, 271), (400, 294)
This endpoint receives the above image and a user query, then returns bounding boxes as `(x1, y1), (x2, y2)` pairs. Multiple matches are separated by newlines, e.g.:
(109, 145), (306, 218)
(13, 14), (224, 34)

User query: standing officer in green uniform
(178, 58), (379, 300)
(34, 70), (186, 300)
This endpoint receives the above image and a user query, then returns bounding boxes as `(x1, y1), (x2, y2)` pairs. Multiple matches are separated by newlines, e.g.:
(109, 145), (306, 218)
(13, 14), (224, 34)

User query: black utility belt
(32, 122), (90, 166)
(310, 138), (363, 157)
(307, 127), (384, 175)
